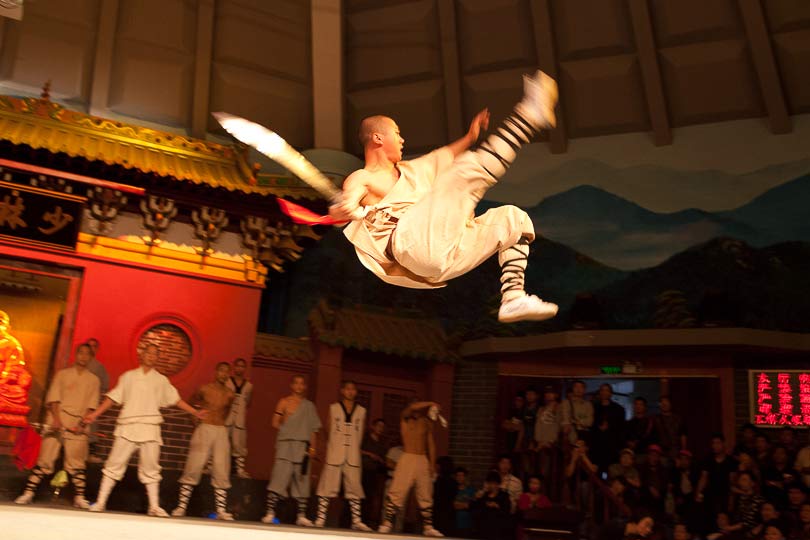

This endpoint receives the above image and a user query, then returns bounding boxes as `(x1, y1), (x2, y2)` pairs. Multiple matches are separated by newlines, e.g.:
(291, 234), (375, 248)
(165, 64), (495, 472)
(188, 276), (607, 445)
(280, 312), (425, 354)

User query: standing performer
(330, 71), (559, 323)
(262, 374), (322, 527)
(83, 343), (204, 516)
(226, 357), (253, 479)
(379, 400), (443, 537)
(172, 362), (235, 520)
(14, 343), (100, 508)
(314, 380), (372, 531)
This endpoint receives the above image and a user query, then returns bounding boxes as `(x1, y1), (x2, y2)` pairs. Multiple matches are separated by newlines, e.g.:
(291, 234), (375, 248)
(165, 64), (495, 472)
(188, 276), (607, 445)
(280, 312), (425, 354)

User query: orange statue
(0, 310), (32, 427)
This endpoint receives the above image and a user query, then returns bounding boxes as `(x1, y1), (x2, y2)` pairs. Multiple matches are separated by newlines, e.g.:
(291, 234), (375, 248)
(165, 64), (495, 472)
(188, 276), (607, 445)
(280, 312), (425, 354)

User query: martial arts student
(172, 361), (235, 520)
(330, 71), (560, 323)
(379, 400), (443, 537)
(262, 374), (322, 526)
(314, 380), (371, 531)
(225, 357), (253, 479)
(15, 343), (100, 508)
(83, 343), (205, 516)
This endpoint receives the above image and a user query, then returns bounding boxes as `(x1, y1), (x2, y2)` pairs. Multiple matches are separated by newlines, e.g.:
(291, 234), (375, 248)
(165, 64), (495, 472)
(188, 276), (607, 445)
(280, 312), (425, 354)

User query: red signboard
(749, 370), (810, 428)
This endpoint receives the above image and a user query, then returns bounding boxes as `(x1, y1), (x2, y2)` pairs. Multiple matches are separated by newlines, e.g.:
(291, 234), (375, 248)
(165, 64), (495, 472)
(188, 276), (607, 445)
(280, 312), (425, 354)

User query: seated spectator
(784, 483), (808, 532)
(777, 427), (800, 461)
(609, 449), (641, 486)
(796, 440), (810, 490)
(473, 472), (511, 540)
(732, 451), (761, 491)
(751, 502), (783, 539)
(517, 475), (552, 511)
(761, 522), (787, 540)
(754, 433), (772, 468)
(670, 449), (699, 521)
(639, 444), (669, 512)
(729, 471), (764, 538)
(762, 446), (798, 507)
(597, 513), (654, 540)
(792, 503), (810, 540)
(673, 522), (696, 540)
(706, 512), (743, 540)
(453, 467), (476, 538)
(496, 454), (522, 514)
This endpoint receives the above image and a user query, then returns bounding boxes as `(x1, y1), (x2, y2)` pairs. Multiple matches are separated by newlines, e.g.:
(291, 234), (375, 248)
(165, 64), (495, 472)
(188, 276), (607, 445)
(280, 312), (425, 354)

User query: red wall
(1, 242), (262, 399)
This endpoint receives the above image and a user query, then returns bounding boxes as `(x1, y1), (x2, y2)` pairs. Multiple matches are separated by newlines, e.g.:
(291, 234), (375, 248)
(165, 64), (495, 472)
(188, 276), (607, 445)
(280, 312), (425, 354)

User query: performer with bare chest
(379, 400), (443, 536)
(172, 362), (235, 520)
(262, 374), (322, 527)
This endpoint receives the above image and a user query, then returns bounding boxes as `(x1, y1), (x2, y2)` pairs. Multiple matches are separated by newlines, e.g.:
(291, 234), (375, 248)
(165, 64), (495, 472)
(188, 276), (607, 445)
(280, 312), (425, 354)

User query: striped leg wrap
(348, 498), (363, 524)
(420, 506), (434, 528)
(296, 497), (309, 518)
(23, 467), (47, 494)
(214, 488), (228, 514)
(476, 113), (537, 180)
(500, 236), (530, 302)
(70, 469), (87, 497)
(316, 496), (330, 523)
(266, 491), (281, 514)
(383, 496), (398, 525)
(176, 483), (193, 511)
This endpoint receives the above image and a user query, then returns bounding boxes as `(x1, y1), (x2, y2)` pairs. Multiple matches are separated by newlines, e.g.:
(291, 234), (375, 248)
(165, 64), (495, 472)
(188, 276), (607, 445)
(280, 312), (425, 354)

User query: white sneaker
(516, 70), (558, 129)
(216, 512), (234, 521)
(378, 523), (393, 534)
(314, 518), (326, 528)
(261, 512), (275, 524)
(14, 491), (34, 505)
(171, 507), (186, 517)
(352, 521), (373, 532)
(498, 294), (558, 323)
(296, 516), (314, 527)
(423, 526), (444, 537)
(89, 502), (105, 513)
(73, 496), (90, 509)
(147, 506), (170, 517)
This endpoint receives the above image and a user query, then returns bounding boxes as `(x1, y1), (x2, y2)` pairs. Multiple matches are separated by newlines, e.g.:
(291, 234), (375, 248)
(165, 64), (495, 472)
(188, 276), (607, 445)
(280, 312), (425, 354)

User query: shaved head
(359, 115), (393, 147)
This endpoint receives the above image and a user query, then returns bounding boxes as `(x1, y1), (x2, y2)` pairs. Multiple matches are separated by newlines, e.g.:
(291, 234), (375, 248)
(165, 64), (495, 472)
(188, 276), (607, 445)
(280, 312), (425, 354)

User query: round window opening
(137, 323), (192, 376)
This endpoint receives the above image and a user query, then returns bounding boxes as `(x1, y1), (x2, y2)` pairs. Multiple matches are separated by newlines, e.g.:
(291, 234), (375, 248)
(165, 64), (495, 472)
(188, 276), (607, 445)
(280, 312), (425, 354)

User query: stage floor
(0, 503), (425, 540)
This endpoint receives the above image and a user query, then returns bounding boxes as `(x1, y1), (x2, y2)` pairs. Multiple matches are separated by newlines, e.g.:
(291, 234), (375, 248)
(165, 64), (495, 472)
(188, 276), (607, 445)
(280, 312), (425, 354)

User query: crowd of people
(471, 381), (810, 540)
(9, 345), (810, 540)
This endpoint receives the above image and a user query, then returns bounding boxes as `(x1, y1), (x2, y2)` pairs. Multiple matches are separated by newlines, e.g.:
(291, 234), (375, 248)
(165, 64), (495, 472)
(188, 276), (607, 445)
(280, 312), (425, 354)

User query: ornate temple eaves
(0, 95), (320, 200)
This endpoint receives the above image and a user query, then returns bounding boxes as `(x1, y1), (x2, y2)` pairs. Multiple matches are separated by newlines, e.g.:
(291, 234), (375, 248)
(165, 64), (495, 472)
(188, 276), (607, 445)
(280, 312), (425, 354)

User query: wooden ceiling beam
(628, 0), (673, 146)
(737, 0), (792, 134)
(529, 0), (568, 154)
(437, 0), (465, 141)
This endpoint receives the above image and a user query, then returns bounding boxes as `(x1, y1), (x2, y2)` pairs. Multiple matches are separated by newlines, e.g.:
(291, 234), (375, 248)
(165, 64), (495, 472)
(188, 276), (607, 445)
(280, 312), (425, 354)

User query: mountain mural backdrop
(273, 172), (810, 339)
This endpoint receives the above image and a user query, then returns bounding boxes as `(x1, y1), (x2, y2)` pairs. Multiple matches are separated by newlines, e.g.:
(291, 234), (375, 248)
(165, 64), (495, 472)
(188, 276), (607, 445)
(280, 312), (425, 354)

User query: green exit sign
(600, 366), (622, 375)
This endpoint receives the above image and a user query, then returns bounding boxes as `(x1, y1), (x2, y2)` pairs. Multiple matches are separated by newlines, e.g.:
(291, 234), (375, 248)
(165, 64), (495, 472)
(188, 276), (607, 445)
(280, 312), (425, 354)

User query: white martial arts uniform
(317, 402), (366, 498)
(225, 377), (252, 458)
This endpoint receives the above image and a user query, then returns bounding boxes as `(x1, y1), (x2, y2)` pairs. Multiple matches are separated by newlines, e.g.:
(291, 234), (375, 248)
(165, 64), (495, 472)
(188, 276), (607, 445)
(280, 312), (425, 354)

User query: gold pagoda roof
(0, 94), (319, 199)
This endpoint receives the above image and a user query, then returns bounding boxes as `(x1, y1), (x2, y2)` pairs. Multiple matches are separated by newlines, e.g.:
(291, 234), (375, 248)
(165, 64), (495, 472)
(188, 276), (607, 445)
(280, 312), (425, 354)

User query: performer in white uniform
(83, 343), (204, 517)
(314, 381), (371, 531)
(225, 357), (253, 478)
(14, 343), (100, 509)
(330, 71), (560, 324)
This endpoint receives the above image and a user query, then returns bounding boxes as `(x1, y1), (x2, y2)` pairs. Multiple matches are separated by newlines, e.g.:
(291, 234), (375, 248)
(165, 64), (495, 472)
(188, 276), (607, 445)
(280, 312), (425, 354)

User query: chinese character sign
(0, 181), (84, 250)
(751, 371), (810, 428)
